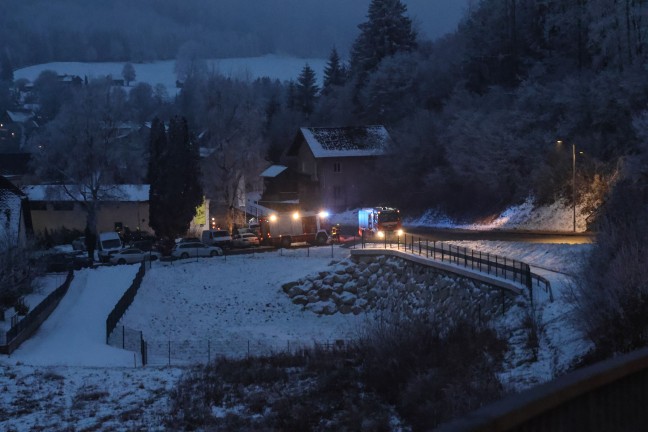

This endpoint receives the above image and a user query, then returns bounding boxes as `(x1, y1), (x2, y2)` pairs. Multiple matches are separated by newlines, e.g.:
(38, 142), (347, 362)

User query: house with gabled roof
(280, 125), (393, 211)
(0, 109), (39, 151)
(0, 176), (33, 250)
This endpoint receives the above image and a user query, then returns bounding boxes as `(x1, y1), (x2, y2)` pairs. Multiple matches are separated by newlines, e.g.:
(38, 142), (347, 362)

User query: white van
(97, 231), (123, 262)
(201, 229), (232, 249)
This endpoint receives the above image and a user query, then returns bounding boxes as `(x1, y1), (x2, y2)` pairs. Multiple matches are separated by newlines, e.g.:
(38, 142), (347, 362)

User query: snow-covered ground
(329, 197), (592, 233)
(14, 55), (327, 99)
(0, 200), (595, 430)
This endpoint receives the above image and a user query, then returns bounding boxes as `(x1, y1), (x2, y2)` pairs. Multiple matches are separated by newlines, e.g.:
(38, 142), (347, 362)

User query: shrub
(569, 172), (648, 361)
(358, 316), (507, 430)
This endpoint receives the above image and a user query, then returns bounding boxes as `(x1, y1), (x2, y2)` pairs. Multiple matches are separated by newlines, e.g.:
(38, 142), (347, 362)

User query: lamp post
(557, 140), (577, 232)
(571, 142), (576, 233)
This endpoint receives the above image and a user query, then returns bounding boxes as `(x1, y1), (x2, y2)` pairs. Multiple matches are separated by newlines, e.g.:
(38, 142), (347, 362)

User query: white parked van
(97, 231), (123, 263)
(201, 229), (232, 249)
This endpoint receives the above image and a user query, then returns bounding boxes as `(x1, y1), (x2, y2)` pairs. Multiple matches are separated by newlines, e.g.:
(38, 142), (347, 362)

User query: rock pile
(282, 254), (518, 321)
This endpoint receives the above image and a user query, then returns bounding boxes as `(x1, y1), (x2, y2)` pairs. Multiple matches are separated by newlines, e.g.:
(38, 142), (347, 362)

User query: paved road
(336, 225), (595, 245)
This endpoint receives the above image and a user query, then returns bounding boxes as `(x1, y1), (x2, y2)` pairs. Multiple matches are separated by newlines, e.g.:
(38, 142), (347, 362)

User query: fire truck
(258, 211), (330, 248)
(358, 207), (403, 238)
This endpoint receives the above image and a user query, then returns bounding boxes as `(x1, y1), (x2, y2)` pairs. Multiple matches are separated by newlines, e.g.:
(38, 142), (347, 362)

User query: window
(52, 201), (74, 211)
(333, 162), (341, 173)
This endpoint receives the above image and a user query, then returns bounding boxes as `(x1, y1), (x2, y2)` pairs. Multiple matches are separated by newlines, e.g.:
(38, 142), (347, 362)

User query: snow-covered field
(0, 237), (592, 430)
(14, 55), (327, 98)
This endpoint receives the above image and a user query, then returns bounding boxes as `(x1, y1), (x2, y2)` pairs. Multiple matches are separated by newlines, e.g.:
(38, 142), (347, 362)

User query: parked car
(109, 248), (161, 265)
(232, 232), (260, 248)
(171, 242), (223, 259)
(42, 251), (92, 272)
(97, 231), (123, 263)
(177, 237), (200, 244)
(201, 229), (232, 248)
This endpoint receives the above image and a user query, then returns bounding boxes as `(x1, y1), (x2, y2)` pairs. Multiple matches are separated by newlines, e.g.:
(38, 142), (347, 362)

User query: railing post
(418, 237), (421, 255)
(426, 240), (428, 258)
(471, 250), (474, 270)
(464, 247), (467, 267)
(487, 253), (490, 274)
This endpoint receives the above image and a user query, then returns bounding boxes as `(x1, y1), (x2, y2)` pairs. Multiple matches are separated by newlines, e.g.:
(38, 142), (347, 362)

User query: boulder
(306, 300), (337, 315)
(281, 281), (300, 293)
(292, 295), (309, 306)
(288, 285), (309, 297)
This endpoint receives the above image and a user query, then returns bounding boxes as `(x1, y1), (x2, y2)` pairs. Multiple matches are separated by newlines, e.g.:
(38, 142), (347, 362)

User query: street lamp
(557, 140), (580, 232)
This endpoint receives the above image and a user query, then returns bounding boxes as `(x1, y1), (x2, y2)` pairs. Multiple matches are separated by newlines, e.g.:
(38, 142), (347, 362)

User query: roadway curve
(336, 225), (595, 245)
(405, 227), (595, 245)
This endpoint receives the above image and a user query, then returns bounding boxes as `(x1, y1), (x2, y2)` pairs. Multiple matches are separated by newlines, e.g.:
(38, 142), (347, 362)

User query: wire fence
(109, 325), (351, 366)
(106, 261), (145, 344)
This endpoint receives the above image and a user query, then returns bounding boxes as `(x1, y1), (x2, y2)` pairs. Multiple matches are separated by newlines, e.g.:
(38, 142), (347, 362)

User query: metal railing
(357, 233), (552, 302)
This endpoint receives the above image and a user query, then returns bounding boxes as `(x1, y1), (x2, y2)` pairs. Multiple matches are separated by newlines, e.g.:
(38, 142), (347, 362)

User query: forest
(3, 0), (648, 221)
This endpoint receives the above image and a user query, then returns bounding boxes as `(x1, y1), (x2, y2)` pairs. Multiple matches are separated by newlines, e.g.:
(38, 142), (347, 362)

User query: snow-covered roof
(260, 165), (287, 178)
(6, 110), (35, 123)
(23, 184), (150, 202)
(295, 126), (392, 158)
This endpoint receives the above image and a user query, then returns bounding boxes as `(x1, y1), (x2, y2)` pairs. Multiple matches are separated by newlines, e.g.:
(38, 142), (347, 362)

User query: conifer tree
(322, 47), (346, 94)
(295, 63), (319, 116)
(349, 0), (417, 83)
(147, 117), (167, 237)
(148, 116), (202, 240)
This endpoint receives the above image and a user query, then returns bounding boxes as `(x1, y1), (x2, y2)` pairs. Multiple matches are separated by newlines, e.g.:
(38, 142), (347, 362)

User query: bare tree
(121, 62), (136, 86)
(29, 80), (145, 260)
(200, 74), (268, 231)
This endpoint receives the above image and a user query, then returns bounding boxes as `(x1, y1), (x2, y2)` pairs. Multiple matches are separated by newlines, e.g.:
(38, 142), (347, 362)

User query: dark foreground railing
(436, 347), (648, 432)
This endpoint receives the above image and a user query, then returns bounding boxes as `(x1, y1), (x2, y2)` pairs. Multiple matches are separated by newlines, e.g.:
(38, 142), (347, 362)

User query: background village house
(0, 176), (33, 250)
(270, 126), (392, 212)
(23, 184), (152, 236)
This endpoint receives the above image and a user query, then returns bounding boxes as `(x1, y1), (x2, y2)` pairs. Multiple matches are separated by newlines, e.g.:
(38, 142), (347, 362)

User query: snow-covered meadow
(14, 55), (328, 98)
(0, 233), (592, 430)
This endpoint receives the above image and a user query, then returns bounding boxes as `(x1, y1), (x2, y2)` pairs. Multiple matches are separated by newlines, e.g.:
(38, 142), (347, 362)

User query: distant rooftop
(290, 126), (392, 158)
(260, 165), (287, 178)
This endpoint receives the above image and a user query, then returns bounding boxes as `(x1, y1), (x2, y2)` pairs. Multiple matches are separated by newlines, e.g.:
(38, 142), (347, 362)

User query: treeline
(220, 0), (648, 219)
(11, 0), (648, 221)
